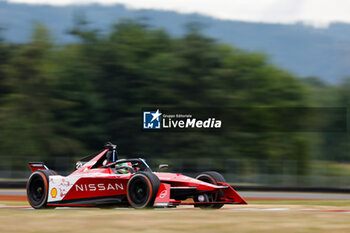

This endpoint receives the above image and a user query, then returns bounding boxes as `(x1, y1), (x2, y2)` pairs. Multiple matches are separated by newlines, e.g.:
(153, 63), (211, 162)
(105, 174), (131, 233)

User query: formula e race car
(26, 142), (247, 209)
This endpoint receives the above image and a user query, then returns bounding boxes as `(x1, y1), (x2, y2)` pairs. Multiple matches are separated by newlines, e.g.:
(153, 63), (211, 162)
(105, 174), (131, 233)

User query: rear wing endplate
(28, 162), (49, 173)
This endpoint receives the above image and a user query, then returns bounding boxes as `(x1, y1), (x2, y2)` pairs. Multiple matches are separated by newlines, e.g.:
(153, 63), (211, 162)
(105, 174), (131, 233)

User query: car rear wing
(28, 162), (49, 173)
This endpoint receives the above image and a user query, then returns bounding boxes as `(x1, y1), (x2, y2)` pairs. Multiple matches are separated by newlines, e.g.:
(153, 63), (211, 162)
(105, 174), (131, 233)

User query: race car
(26, 142), (247, 209)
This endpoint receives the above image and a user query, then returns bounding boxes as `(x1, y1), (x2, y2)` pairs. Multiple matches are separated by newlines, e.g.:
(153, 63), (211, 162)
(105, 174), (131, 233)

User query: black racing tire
(195, 171), (226, 209)
(27, 170), (55, 209)
(126, 172), (160, 208)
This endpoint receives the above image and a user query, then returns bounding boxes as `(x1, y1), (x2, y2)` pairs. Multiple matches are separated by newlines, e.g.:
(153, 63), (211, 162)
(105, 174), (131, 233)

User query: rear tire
(127, 172), (160, 208)
(27, 170), (54, 209)
(195, 171), (226, 209)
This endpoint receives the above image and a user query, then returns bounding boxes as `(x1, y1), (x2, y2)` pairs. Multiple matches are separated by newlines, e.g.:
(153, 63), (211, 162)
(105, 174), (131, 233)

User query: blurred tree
(0, 18), (348, 174)
(0, 27), (11, 98)
(292, 137), (309, 175)
(318, 77), (350, 161)
(0, 23), (83, 164)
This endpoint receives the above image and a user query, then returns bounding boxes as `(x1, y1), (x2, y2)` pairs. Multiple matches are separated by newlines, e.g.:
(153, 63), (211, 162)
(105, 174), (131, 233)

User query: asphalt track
(1, 190), (350, 212)
(1, 205), (350, 213)
(2, 190), (350, 200)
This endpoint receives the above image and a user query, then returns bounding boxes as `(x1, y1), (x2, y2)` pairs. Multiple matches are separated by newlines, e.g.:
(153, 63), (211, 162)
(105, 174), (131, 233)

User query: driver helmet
(116, 162), (132, 174)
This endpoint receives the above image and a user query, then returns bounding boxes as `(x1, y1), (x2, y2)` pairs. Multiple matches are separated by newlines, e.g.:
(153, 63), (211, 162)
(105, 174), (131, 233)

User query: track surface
(2, 189), (350, 201)
(1, 190), (350, 233)
(1, 204), (350, 233)
(240, 191), (350, 200)
(1, 205), (350, 212)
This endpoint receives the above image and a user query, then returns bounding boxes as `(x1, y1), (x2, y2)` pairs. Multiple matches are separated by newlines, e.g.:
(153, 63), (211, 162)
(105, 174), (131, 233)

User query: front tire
(195, 171), (226, 209)
(126, 172), (160, 208)
(27, 170), (52, 209)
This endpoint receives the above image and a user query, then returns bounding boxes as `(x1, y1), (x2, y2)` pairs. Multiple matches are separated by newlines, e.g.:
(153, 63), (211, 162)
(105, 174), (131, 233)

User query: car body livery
(27, 144), (247, 209)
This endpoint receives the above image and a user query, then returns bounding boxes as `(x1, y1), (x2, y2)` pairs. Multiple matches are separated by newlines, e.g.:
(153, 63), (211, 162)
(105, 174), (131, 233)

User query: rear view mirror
(158, 164), (169, 171)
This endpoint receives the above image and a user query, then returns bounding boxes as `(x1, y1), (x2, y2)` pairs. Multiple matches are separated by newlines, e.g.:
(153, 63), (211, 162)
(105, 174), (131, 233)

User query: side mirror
(158, 164), (169, 172)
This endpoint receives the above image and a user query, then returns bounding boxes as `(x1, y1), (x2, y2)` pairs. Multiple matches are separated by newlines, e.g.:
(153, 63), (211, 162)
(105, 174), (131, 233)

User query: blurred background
(0, 0), (350, 189)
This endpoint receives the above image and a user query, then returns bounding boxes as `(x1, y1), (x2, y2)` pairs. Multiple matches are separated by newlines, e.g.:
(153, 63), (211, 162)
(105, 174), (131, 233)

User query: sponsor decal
(51, 188), (57, 198)
(163, 118), (221, 128)
(75, 183), (124, 192)
(48, 176), (80, 201)
(143, 109), (162, 129)
(159, 190), (168, 199)
(143, 109), (222, 130)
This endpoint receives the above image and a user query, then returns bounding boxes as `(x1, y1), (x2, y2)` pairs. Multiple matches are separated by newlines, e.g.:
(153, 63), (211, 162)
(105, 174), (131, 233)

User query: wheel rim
(196, 173), (225, 209)
(196, 175), (217, 205)
(129, 178), (150, 205)
(28, 174), (46, 205)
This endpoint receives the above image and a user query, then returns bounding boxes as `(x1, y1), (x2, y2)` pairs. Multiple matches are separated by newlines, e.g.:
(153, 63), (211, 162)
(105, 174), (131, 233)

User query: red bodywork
(28, 149), (247, 208)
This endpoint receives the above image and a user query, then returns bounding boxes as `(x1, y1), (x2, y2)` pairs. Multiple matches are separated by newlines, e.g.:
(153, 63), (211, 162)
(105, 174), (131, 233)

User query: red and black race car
(27, 142), (247, 209)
